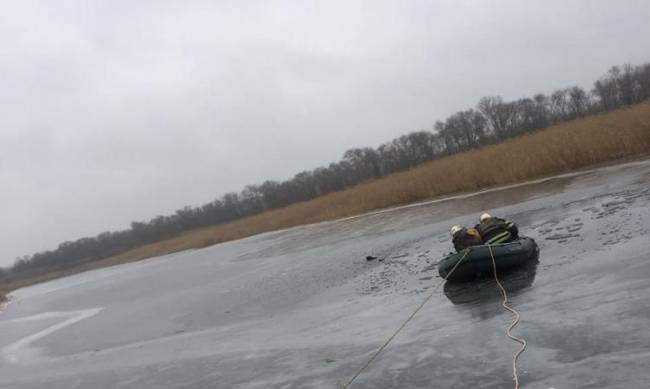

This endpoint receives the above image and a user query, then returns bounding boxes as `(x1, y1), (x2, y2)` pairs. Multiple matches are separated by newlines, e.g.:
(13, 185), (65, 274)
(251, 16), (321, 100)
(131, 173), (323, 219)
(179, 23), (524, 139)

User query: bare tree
(9, 60), (650, 282)
(343, 148), (383, 181)
(567, 86), (591, 118)
(442, 109), (487, 149)
(478, 96), (516, 139)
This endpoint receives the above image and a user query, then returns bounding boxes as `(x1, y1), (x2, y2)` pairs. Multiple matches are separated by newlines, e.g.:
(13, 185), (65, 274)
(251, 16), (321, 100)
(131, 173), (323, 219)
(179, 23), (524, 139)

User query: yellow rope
(487, 244), (527, 389)
(341, 250), (471, 389)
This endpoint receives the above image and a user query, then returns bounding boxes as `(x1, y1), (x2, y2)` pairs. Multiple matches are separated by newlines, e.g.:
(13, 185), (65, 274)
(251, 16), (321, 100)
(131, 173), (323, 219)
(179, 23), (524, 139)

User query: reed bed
(2, 102), (650, 298)
(94, 102), (650, 264)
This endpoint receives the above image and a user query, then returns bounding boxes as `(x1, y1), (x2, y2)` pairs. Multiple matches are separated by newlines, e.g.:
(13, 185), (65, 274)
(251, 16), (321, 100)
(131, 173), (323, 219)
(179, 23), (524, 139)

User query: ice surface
(2, 160), (650, 388)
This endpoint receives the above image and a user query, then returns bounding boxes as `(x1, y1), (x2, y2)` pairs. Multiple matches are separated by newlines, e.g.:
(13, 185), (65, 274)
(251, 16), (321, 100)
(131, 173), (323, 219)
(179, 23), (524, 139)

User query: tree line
(3, 61), (650, 281)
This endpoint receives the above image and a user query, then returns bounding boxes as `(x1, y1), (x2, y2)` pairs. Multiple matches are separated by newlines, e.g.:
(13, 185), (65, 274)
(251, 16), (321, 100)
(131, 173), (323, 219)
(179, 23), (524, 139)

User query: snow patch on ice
(2, 308), (103, 364)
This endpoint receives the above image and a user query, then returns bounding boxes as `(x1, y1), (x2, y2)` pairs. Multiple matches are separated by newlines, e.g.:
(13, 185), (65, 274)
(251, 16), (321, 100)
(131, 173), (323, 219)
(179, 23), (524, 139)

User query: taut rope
(341, 250), (470, 389)
(342, 244), (528, 389)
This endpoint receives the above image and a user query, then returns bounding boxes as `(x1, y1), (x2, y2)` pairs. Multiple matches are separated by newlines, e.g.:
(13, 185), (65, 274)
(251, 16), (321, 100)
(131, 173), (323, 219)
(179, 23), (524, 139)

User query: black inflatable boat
(438, 237), (539, 282)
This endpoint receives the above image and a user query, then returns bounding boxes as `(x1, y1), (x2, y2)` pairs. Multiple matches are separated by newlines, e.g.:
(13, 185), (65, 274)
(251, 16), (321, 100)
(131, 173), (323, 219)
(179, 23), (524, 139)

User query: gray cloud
(2, 0), (650, 265)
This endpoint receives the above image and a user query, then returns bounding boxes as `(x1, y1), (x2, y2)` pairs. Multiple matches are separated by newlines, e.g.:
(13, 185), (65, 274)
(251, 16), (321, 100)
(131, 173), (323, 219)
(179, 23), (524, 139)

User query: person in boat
(475, 213), (519, 245)
(450, 225), (483, 252)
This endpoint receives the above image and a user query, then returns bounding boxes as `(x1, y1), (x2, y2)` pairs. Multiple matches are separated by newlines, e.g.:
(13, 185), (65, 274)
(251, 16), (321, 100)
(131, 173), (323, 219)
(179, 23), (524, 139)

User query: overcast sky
(1, 0), (650, 266)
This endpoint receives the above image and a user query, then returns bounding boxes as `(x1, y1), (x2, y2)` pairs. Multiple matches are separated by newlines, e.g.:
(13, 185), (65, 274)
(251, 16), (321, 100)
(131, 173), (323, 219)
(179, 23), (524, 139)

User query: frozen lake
(2, 159), (650, 388)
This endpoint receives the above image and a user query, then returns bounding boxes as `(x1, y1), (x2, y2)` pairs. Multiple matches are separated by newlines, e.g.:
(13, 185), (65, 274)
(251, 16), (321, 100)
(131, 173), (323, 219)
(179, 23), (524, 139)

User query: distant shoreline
(2, 102), (650, 301)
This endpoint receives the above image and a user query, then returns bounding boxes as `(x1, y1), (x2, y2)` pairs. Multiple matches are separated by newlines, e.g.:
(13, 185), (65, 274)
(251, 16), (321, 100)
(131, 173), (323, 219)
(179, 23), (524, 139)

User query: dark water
(2, 160), (650, 389)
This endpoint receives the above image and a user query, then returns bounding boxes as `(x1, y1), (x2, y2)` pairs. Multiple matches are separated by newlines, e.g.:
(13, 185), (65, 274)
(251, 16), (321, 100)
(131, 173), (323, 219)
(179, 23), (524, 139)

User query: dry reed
(2, 101), (650, 298)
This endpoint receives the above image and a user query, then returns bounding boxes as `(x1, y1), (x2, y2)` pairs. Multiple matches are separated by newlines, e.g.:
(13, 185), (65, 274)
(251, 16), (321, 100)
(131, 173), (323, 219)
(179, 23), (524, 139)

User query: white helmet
(480, 213), (492, 222)
(450, 225), (462, 236)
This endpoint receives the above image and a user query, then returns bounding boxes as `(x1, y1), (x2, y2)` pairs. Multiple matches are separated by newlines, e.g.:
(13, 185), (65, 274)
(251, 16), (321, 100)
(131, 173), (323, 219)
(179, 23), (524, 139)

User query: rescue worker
(475, 213), (519, 245)
(450, 225), (483, 252)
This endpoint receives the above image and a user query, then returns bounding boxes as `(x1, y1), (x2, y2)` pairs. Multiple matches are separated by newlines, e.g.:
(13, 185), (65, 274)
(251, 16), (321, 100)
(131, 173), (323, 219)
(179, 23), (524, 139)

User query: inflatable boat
(443, 258), (539, 304)
(438, 237), (539, 282)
